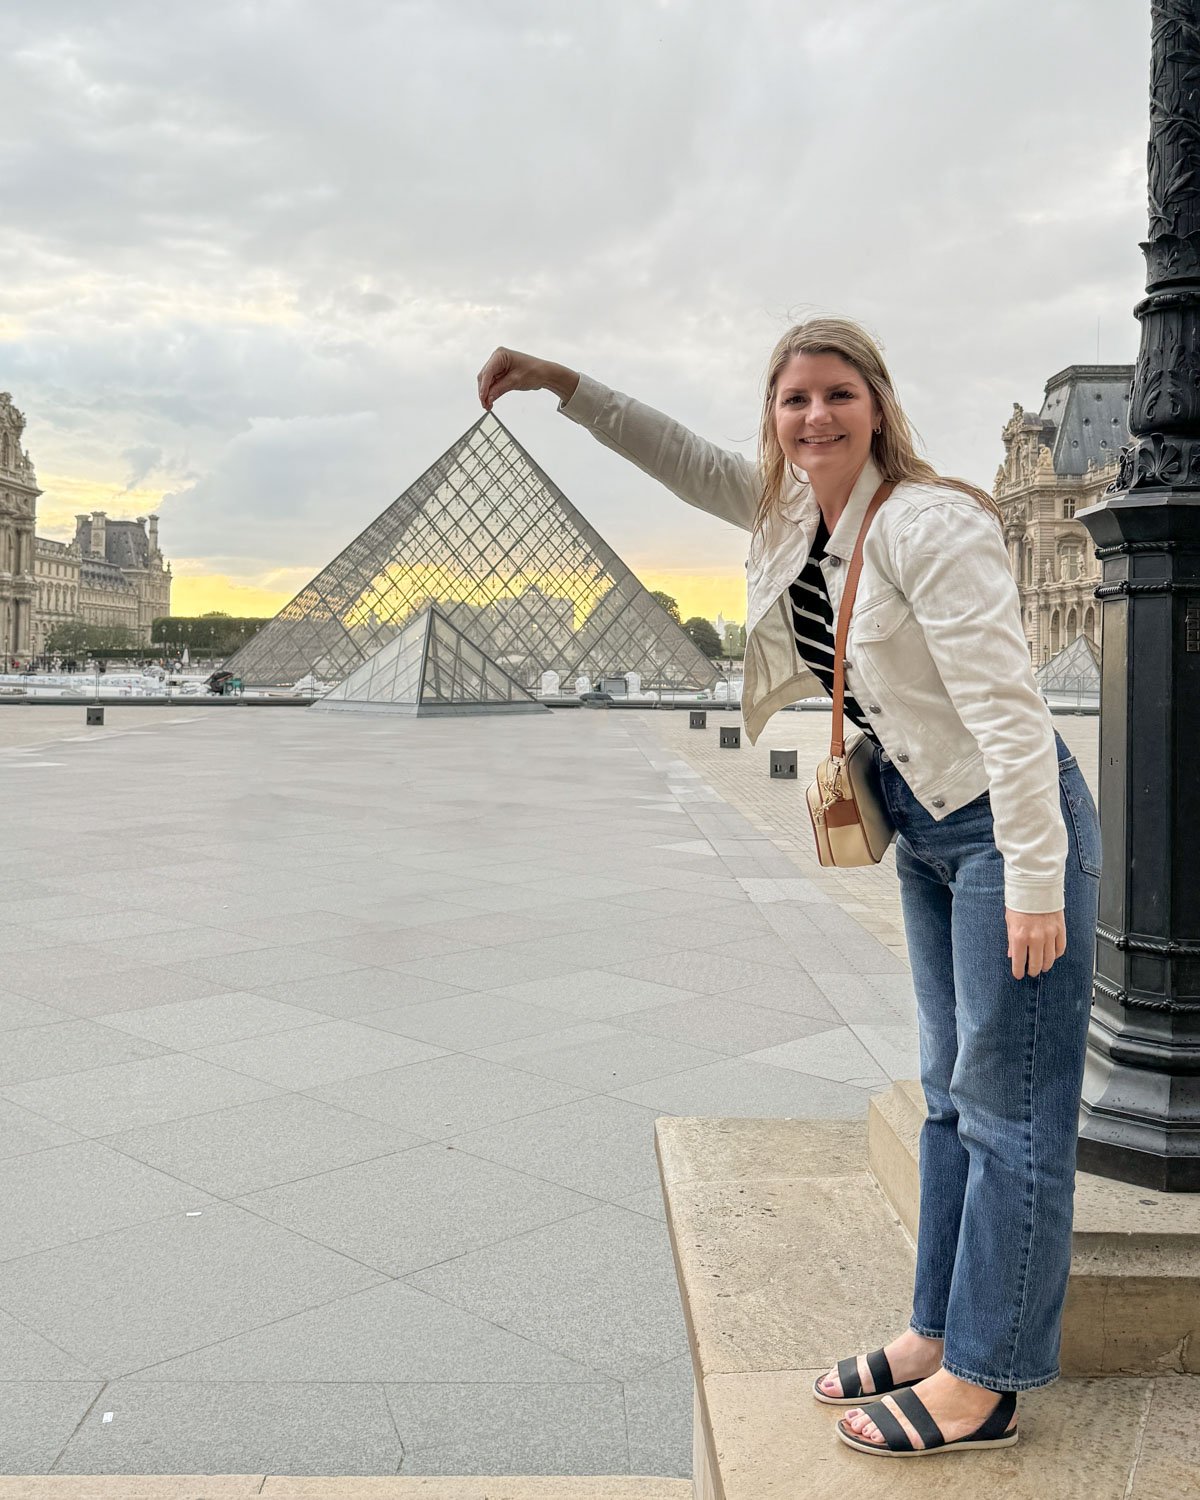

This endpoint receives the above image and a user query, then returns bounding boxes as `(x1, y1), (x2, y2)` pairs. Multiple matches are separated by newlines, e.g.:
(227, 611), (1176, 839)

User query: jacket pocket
(852, 588), (909, 643)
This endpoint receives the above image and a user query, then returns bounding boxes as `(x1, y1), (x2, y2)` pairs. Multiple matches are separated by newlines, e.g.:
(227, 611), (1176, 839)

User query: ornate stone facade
(72, 511), (171, 642)
(32, 538), (80, 655)
(8, 390), (174, 655)
(0, 393), (40, 663)
(994, 364), (1132, 663)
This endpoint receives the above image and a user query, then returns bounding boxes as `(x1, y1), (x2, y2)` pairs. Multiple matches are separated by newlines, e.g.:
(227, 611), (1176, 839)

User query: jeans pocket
(1061, 774), (1101, 877)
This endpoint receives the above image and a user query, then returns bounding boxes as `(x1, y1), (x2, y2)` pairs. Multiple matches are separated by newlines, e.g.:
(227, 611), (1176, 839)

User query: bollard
(770, 749), (798, 780)
(690, 710), (707, 729)
(86, 706), (104, 727)
(720, 726), (741, 749)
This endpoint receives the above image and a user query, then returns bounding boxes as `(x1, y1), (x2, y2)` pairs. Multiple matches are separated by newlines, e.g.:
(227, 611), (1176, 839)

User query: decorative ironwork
(1111, 2), (1200, 495)
(225, 413), (720, 694)
(1093, 580), (1178, 598)
(1096, 922), (1200, 957)
(1092, 539), (1178, 558)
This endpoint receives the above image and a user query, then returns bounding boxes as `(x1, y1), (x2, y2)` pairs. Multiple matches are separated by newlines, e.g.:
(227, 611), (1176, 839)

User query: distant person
(478, 323), (1099, 1461)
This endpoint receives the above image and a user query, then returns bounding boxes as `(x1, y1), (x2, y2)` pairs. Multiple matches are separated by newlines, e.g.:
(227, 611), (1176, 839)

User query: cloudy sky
(5, 0), (1149, 622)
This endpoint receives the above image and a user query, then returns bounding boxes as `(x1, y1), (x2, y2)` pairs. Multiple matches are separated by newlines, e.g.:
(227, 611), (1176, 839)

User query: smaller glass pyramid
(311, 605), (549, 717)
(1035, 633), (1099, 708)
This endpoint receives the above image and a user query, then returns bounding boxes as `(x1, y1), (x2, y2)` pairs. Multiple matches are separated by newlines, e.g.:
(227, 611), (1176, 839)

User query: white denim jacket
(560, 374), (1067, 914)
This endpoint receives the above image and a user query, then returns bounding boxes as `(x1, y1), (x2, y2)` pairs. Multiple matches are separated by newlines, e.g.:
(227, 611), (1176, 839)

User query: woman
(476, 320), (1100, 1459)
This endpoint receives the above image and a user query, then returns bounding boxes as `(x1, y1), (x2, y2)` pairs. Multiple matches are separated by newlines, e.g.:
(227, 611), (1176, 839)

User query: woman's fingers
(1006, 909), (1067, 980)
(477, 349), (512, 410)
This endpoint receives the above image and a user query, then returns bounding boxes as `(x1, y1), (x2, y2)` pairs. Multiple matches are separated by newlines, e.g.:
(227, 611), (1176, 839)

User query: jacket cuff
(558, 373), (609, 426)
(1003, 876), (1066, 915)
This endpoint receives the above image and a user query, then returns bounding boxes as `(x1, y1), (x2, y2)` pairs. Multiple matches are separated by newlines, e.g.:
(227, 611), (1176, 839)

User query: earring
(873, 425), (882, 435)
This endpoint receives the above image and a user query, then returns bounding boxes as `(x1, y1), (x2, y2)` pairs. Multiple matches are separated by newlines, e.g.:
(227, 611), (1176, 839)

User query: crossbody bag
(806, 480), (898, 867)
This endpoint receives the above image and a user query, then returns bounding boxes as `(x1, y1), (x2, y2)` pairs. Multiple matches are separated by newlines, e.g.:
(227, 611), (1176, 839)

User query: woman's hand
(1005, 908), (1067, 980)
(476, 348), (579, 410)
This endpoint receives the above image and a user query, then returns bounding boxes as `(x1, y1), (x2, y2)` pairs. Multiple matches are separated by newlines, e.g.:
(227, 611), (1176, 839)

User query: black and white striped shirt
(788, 516), (881, 747)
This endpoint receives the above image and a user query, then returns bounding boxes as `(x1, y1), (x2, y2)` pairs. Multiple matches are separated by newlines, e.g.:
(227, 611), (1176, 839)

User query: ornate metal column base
(1074, 490), (1200, 1192)
(1075, 0), (1200, 1191)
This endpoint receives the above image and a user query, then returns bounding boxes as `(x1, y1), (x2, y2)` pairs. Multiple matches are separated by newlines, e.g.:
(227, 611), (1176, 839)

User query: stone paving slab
(0, 705), (1029, 1479)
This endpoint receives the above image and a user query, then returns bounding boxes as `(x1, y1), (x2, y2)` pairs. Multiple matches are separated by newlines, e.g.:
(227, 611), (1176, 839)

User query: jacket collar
(823, 455), (886, 561)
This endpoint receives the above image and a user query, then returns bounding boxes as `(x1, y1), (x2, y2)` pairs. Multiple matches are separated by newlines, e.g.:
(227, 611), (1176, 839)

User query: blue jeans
(876, 732), (1100, 1393)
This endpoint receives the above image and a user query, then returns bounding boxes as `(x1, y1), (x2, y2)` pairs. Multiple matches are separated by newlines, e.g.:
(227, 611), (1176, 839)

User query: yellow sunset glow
(636, 569), (746, 624)
(171, 571), (309, 618)
(173, 563), (747, 625)
(35, 473), (169, 536)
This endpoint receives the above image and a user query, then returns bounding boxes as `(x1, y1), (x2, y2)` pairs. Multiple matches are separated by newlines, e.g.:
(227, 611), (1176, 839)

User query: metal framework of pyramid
(310, 605), (548, 717)
(225, 413), (721, 694)
(1036, 633), (1100, 698)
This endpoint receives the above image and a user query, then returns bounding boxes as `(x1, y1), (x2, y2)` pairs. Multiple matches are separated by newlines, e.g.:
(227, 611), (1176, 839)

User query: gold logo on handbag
(806, 480), (898, 867)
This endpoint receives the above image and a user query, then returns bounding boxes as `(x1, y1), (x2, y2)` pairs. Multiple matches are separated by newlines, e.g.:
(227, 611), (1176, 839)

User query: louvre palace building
(0, 390), (171, 662)
(993, 362), (1131, 664)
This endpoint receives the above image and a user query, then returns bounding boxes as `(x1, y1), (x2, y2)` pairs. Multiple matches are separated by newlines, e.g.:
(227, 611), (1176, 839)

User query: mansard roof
(81, 557), (138, 593)
(75, 517), (150, 568)
(1038, 364), (1132, 477)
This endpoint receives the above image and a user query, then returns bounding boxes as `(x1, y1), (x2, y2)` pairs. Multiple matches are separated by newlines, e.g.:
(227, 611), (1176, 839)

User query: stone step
(867, 1080), (1200, 1375)
(0, 1479), (693, 1500)
(656, 1111), (1198, 1499)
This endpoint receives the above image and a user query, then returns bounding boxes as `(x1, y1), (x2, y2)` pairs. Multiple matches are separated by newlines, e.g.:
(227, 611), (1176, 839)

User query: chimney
(74, 514), (89, 547)
(148, 513), (159, 555)
(90, 510), (107, 560)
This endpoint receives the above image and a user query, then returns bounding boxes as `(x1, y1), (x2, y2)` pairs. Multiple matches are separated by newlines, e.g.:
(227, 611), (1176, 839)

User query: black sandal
(811, 1347), (924, 1407)
(836, 1387), (1018, 1457)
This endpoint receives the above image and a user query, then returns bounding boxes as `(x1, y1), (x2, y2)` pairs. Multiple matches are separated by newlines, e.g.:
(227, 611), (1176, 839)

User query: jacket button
(932, 797), (945, 808)
(868, 703), (882, 714)
(828, 556), (841, 568)
(896, 752), (909, 763)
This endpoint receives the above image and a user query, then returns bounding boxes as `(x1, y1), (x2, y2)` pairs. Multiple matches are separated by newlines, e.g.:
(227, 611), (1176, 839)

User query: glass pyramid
(225, 413), (722, 694)
(311, 604), (548, 716)
(1035, 633), (1100, 695)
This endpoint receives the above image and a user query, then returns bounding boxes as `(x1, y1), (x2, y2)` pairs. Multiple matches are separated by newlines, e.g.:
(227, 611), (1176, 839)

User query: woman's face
(773, 351), (881, 484)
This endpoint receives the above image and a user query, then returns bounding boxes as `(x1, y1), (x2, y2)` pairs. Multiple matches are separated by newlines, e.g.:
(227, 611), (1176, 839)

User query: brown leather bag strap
(830, 480), (896, 759)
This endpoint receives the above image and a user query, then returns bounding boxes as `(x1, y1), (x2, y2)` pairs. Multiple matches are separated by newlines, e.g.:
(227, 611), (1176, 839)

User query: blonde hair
(753, 317), (1001, 534)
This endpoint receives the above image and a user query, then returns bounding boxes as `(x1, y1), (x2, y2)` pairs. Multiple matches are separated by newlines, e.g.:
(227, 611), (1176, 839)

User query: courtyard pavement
(0, 703), (1098, 1480)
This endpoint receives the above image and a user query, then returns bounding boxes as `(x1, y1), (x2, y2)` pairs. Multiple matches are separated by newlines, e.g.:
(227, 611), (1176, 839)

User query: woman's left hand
(1005, 908), (1067, 980)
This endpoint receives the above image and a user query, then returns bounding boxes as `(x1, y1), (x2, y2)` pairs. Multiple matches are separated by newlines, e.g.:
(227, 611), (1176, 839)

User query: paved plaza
(0, 703), (1098, 1480)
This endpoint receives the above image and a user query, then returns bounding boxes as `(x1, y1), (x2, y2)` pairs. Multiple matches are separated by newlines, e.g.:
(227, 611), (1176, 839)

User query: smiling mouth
(799, 435), (846, 446)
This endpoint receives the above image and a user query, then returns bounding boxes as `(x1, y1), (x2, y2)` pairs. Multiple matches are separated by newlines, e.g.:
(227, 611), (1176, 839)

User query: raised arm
(477, 347), (759, 531)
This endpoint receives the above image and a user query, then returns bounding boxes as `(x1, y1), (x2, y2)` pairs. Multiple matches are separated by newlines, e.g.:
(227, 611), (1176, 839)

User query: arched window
(1084, 606), (1096, 643)
(1066, 607), (1078, 641)
(1050, 609), (1062, 656)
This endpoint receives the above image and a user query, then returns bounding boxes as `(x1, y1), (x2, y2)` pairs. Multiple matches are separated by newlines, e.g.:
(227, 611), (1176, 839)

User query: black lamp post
(1076, 0), (1200, 1190)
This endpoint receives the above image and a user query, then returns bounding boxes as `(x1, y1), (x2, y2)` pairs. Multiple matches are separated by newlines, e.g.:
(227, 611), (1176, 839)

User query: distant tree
(650, 591), (681, 624)
(683, 616), (722, 658)
(152, 616), (270, 655)
(47, 621), (139, 654)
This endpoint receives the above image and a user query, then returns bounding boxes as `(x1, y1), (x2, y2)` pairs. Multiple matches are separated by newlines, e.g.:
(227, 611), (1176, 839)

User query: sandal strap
(836, 1356), (862, 1399)
(862, 1398), (914, 1451)
(864, 1347), (894, 1393)
(972, 1391), (1018, 1442)
(891, 1387), (946, 1450)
